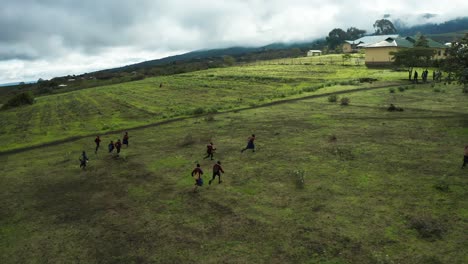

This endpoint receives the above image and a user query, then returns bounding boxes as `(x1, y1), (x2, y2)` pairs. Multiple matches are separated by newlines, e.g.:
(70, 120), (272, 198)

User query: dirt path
(0, 83), (408, 156)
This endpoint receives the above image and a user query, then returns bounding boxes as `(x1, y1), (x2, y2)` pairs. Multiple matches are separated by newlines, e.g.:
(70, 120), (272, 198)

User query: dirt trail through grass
(0, 83), (404, 156)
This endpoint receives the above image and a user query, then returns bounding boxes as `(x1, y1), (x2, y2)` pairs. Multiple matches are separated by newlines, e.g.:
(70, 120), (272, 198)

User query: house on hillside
(364, 36), (447, 67)
(307, 50), (322, 56)
(342, 35), (399, 53)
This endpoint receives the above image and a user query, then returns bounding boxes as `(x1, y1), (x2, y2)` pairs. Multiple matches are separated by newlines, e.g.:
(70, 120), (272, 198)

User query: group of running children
(191, 134), (256, 192)
(79, 131), (257, 192)
(80, 133), (466, 192)
(79, 132), (130, 169)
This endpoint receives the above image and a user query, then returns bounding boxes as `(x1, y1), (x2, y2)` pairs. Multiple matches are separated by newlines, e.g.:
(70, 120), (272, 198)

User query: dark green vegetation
(0, 78), (467, 263)
(1, 92), (35, 110)
(0, 55), (405, 153)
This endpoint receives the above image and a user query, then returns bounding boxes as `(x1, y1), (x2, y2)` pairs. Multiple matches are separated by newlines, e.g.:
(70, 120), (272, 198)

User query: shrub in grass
(207, 107), (218, 114)
(192, 107), (205, 115)
(204, 115), (215, 122)
(398, 86), (405, 92)
(434, 180), (450, 192)
(1, 92), (35, 110)
(328, 94), (338, 102)
(340, 97), (350, 105)
(389, 87), (395, 93)
(180, 134), (195, 147)
(409, 214), (446, 240)
(292, 170), (306, 189)
(433, 87), (441, 93)
(463, 87), (468, 93)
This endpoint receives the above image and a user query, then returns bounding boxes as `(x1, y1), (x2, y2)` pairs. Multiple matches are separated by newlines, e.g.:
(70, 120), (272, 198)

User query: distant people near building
(432, 70), (436, 81)
(123, 132), (129, 147)
(94, 136), (101, 154)
(108, 140), (115, 153)
(462, 145), (468, 169)
(413, 71), (418, 84)
(209, 161), (225, 185)
(204, 142), (216, 160)
(79, 151), (89, 169)
(241, 134), (256, 153)
(191, 163), (204, 192)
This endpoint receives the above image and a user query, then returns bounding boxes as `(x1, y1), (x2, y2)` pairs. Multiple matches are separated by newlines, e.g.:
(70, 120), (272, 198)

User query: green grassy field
(0, 55), (408, 152)
(1, 75), (467, 263)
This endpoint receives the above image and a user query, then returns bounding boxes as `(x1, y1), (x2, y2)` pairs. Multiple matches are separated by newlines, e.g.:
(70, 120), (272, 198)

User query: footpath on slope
(0, 83), (404, 156)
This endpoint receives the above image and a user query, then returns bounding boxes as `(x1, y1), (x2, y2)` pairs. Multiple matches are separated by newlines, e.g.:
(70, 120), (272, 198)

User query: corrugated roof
(365, 37), (446, 49)
(345, 35), (399, 46)
(365, 37), (413, 48)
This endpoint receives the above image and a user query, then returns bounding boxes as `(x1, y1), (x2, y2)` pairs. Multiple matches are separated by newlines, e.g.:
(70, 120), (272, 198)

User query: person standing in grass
(108, 140), (115, 153)
(462, 145), (468, 169)
(241, 134), (256, 153)
(94, 136), (101, 154)
(79, 151), (89, 169)
(191, 163), (204, 192)
(413, 71), (419, 84)
(203, 142), (216, 160)
(123, 132), (129, 147)
(209, 161), (225, 185)
(115, 139), (122, 155)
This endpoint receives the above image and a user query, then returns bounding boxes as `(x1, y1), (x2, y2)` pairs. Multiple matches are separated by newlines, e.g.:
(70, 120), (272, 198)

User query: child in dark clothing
(204, 142), (216, 160)
(79, 151), (89, 169)
(108, 141), (115, 153)
(209, 161), (225, 185)
(94, 136), (101, 154)
(123, 132), (129, 147)
(241, 134), (256, 153)
(462, 145), (468, 169)
(115, 139), (122, 155)
(191, 163), (204, 192)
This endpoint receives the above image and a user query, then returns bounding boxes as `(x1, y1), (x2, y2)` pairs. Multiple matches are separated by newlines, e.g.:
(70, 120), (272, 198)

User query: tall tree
(326, 28), (347, 50)
(373, 19), (397, 35)
(443, 33), (468, 88)
(346, 27), (366, 40)
(414, 35), (429, 47)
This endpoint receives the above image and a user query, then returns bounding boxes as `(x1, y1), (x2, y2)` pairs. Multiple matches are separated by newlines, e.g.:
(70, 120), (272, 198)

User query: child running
(191, 163), (204, 192)
(203, 142), (216, 160)
(241, 134), (256, 153)
(462, 145), (468, 169)
(79, 151), (89, 169)
(209, 161), (225, 185)
(108, 140), (115, 153)
(115, 139), (122, 155)
(94, 136), (101, 154)
(123, 132), (129, 147)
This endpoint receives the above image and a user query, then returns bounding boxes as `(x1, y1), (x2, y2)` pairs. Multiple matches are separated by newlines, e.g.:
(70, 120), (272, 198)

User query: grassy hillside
(0, 81), (467, 263)
(0, 55), (406, 153)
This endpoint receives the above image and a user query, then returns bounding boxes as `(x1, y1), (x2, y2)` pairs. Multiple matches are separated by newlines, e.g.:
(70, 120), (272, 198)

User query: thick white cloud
(0, 0), (466, 83)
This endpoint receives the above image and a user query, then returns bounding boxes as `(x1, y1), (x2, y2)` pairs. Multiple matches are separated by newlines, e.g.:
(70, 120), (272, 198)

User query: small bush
(292, 170), (306, 189)
(389, 88), (395, 93)
(192, 107), (205, 115)
(204, 115), (215, 122)
(433, 180), (450, 192)
(462, 87), (468, 93)
(1, 92), (35, 110)
(409, 214), (446, 240)
(433, 88), (441, 93)
(328, 95), (338, 102)
(340, 97), (350, 105)
(398, 86), (405, 92)
(180, 134), (195, 147)
(206, 107), (218, 114)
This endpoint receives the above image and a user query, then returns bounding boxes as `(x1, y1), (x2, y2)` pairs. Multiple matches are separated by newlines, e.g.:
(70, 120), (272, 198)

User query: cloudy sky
(0, 0), (466, 84)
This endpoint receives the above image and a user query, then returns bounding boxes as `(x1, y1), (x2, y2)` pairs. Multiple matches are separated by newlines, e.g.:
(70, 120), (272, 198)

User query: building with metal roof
(364, 36), (447, 66)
